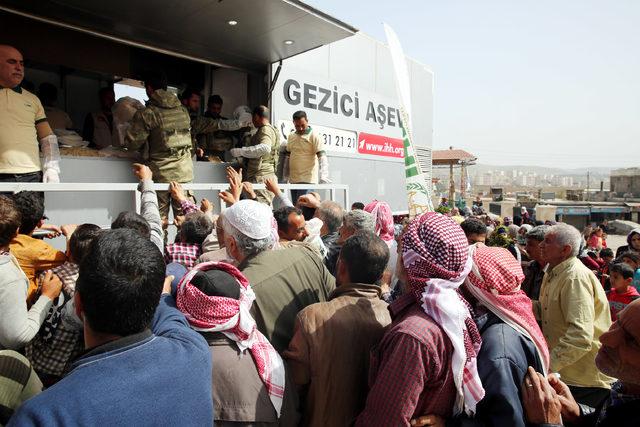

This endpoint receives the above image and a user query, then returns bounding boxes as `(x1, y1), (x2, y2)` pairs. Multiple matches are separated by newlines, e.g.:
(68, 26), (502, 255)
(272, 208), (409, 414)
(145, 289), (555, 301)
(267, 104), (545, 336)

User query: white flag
(383, 23), (434, 215)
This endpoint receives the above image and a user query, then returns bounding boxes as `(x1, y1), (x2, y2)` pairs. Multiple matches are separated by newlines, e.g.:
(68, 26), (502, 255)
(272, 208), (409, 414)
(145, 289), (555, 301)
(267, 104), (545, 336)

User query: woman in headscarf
(615, 228), (640, 258)
(175, 262), (298, 426)
(364, 200), (395, 247)
(364, 200), (398, 295)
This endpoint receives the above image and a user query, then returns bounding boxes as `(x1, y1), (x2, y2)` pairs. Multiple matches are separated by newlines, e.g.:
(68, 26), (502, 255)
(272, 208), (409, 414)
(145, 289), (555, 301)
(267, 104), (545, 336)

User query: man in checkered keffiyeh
(402, 213), (485, 415)
(175, 261), (286, 421)
(357, 212), (484, 426)
(462, 243), (550, 426)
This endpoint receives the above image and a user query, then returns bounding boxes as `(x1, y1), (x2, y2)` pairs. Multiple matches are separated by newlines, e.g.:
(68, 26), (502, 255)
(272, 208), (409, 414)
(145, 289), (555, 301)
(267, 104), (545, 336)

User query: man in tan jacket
(284, 232), (392, 427)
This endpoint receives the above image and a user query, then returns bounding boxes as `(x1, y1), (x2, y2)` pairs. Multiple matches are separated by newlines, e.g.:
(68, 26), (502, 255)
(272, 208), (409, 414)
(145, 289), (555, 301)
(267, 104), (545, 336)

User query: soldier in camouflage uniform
(125, 72), (196, 221)
(195, 95), (237, 161)
(127, 76), (252, 221)
(230, 106), (280, 205)
(186, 94), (250, 162)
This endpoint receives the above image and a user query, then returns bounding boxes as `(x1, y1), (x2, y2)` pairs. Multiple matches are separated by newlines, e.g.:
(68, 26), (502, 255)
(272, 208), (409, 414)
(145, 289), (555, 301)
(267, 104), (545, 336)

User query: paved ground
(605, 234), (627, 254)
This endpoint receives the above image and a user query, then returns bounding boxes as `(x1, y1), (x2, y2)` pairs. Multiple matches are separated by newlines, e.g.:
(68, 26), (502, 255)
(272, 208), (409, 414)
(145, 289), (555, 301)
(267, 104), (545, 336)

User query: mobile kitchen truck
(0, 0), (433, 230)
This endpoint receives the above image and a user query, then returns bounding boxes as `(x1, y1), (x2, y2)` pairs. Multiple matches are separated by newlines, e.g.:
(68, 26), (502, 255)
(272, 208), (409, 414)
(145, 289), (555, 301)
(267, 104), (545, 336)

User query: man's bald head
(0, 45), (24, 89)
(314, 200), (344, 236)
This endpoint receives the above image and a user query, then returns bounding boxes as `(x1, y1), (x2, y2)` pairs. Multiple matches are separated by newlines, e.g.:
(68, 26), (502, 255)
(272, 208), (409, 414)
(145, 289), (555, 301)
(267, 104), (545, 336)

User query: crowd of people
(2, 43), (640, 426)
(1, 160), (640, 426)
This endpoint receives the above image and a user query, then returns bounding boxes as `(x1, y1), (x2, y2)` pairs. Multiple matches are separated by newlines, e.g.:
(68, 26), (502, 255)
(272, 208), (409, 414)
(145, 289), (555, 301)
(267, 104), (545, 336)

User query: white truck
(0, 0), (433, 220)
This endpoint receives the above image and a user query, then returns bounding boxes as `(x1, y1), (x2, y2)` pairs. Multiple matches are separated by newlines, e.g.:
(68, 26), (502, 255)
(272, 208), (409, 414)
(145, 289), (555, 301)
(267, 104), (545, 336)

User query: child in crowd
(25, 224), (101, 383)
(606, 262), (640, 321)
(598, 247), (615, 291)
(587, 228), (604, 251)
(9, 191), (66, 305)
(460, 218), (488, 245)
(620, 252), (640, 292)
(165, 212), (213, 269)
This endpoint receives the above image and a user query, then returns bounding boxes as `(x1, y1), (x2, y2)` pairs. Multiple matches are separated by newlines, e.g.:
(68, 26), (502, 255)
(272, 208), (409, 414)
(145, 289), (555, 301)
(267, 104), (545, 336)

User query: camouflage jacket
(125, 89), (193, 183)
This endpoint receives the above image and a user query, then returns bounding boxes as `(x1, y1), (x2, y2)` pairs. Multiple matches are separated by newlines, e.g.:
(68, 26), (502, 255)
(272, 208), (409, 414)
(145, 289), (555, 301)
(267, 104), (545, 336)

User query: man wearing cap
(221, 199), (335, 352)
(0, 45), (61, 185)
(356, 212), (485, 426)
(230, 106), (280, 205)
(175, 262), (299, 425)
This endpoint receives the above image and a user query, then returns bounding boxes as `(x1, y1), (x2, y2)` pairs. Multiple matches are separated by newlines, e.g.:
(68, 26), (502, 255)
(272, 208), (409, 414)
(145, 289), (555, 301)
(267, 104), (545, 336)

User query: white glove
(319, 154), (331, 184)
(40, 134), (61, 182)
(230, 148), (243, 158)
(39, 134), (61, 171)
(43, 168), (60, 183)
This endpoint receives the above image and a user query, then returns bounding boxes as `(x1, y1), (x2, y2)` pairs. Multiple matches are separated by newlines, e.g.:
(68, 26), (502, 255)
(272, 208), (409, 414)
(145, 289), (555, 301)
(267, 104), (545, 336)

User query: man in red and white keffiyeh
(357, 212), (484, 426)
(461, 244), (550, 426)
(402, 212), (485, 416)
(465, 244), (550, 371)
(175, 261), (285, 416)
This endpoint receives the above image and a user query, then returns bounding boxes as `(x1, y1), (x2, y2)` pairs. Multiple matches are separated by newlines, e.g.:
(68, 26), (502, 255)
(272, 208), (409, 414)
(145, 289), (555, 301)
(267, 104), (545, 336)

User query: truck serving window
(114, 80), (148, 104)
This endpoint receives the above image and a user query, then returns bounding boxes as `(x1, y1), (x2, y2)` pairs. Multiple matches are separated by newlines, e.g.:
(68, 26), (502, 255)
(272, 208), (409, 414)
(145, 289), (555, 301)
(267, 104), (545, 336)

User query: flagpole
(384, 23), (434, 216)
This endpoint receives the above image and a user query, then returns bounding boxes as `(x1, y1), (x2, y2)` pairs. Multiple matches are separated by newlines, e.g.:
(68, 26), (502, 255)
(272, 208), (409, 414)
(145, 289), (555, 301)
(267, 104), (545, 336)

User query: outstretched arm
(133, 163), (164, 253)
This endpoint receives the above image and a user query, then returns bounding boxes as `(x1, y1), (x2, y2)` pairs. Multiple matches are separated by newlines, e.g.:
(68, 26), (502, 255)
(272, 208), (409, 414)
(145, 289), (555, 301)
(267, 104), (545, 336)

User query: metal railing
(0, 182), (350, 214)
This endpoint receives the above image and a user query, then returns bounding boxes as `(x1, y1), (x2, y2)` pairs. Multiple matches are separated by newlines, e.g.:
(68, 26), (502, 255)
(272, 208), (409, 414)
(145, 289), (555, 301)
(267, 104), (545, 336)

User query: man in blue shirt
(10, 229), (213, 426)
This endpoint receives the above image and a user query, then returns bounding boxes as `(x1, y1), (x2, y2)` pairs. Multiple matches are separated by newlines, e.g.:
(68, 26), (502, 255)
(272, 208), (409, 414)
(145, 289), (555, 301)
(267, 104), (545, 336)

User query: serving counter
(39, 148), (229, 248)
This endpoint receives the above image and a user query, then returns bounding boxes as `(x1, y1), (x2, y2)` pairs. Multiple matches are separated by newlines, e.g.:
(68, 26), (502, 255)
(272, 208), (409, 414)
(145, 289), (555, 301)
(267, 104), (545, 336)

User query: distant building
(611, 168), (640, 197)
(561, 176), (573, 187)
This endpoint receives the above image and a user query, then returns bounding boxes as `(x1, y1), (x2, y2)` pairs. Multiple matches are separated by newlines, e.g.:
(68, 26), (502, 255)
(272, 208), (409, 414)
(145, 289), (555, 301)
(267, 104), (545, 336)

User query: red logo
(357, 132), (404, 158)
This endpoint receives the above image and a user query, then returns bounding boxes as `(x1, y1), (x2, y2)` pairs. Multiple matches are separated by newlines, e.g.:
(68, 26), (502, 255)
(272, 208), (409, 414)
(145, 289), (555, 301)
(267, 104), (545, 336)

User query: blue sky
(306, 1), (640, 168)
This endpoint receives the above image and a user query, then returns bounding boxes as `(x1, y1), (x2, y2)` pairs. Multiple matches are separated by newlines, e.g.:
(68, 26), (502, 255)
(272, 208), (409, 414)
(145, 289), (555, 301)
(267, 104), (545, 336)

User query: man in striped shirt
(0, 350), (42, 424)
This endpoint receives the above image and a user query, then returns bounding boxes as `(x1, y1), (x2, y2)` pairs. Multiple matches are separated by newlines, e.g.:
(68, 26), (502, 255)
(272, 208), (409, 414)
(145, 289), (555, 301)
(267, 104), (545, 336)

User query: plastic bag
(111, 96), (145, 147)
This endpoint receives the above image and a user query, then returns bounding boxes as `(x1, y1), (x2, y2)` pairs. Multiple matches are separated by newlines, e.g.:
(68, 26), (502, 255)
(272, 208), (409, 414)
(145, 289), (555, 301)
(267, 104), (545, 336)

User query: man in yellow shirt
(283, 111), (330, 203)
(534, 223), (614, 408)
(0, 45), (61, 185)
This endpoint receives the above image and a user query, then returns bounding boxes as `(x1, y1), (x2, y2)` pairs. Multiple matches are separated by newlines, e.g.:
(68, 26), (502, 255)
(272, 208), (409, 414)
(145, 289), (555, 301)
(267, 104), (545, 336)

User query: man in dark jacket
(521, 298), (640, 427)
(463, 245), (549, 427)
